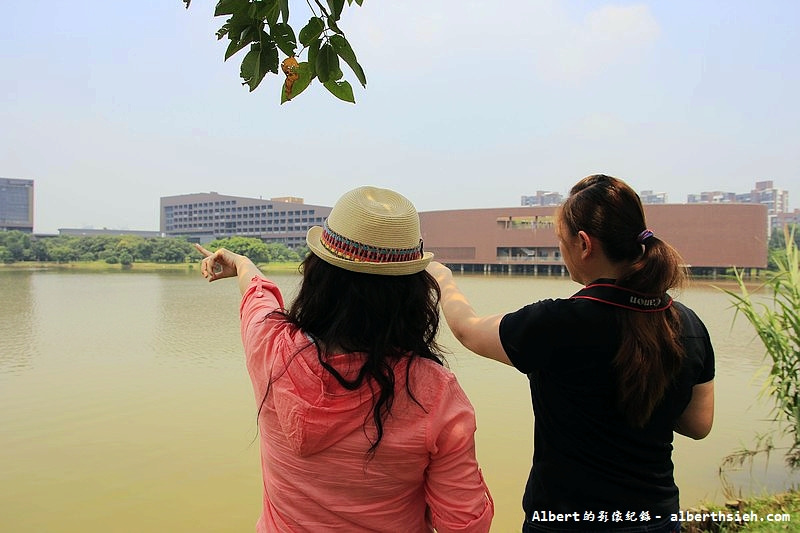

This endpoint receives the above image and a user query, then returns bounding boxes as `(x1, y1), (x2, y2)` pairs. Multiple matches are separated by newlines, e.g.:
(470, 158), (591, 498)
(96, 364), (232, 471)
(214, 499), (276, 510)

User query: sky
(1, 1), (798, 233)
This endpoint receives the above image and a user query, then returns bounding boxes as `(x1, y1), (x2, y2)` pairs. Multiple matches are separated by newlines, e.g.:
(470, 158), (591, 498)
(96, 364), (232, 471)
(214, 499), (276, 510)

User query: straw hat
(306, 186), (433, 275)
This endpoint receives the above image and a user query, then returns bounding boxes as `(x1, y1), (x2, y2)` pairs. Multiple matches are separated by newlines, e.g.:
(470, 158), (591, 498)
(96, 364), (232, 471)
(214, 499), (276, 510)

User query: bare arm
(195, 243), (265, 295)
(674, 380), (714, 439)
(426, 261), (512, 366)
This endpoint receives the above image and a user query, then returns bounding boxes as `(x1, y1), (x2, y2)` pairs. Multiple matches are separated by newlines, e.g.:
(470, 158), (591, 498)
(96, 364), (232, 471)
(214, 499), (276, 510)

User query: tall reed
(722, 226), (800, 468)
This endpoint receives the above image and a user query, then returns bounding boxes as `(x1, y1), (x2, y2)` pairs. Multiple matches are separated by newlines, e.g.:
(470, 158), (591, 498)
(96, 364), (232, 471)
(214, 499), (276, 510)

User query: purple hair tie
(637, 229), (654, 244)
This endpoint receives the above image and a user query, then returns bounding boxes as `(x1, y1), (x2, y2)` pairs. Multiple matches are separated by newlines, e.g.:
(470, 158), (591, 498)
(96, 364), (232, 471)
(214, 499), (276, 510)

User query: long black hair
(559, 174), (687, 426)
(275, 253), (444, 454)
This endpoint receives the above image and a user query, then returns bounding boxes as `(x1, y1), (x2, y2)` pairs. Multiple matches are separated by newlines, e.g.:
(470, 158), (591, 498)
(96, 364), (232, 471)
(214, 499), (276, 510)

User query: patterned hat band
(321, 221), (424, 264)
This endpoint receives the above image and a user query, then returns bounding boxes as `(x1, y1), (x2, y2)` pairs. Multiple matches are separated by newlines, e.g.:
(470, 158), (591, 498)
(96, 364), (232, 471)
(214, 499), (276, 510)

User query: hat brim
(306, 226), (433, 276)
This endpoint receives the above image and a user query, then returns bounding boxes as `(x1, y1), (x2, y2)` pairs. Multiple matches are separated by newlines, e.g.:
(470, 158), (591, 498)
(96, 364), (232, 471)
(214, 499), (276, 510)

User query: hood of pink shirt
(270, 339), (407, 457)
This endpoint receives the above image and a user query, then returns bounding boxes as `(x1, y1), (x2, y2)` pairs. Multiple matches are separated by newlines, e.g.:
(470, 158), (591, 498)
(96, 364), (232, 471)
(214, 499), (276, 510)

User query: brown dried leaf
(281, 57), (300, 97)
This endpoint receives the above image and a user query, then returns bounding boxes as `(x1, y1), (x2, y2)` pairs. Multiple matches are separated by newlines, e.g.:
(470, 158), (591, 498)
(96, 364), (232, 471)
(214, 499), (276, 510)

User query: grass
(684, 490), (799, 532)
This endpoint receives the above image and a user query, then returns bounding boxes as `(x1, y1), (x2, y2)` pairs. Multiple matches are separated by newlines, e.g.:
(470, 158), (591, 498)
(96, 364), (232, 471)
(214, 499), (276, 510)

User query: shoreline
(0, 260), (302, 273)
(0, 260), (765, 282)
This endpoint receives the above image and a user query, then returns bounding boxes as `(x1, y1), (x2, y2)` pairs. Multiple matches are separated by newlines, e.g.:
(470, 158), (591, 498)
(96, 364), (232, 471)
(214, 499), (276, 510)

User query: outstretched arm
(426, 261), (512, 366)
(195, 243), (265, 295)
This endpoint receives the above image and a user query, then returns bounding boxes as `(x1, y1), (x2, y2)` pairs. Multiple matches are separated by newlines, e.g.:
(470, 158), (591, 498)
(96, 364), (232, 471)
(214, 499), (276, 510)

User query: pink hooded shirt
(239, 277), (493, 532)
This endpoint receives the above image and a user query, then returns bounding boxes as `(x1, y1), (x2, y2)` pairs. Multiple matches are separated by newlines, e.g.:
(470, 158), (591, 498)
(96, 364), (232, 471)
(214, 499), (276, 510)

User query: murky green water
(0, 269), (796, 532)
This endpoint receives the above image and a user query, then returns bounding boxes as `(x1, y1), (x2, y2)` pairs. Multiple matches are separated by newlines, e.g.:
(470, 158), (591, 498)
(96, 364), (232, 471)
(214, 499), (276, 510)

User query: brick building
(419, 203), (768, 276)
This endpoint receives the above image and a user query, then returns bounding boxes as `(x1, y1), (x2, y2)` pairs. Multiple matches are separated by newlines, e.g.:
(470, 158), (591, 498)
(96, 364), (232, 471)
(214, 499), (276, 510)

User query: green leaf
(298, 17), (324, 47)
(307, 37), (321, 77)
(327, 16), (344, 35)
(327, 0), (344, 20)
(316, 42), (340, 83)
(225, 35), (250, 60)
(240, 46), (258, 83)
(222, 23), (257, 60)
(323, 79), (355, 103)
(214, 0), (248, 17)
(260, 38), (280, 75)
(239, 25), (254, 43)
(253, 0), (281, 27)
(224, 14), (255, 42)
(279, 0), (289, 23)
(280, 62), (313, 104)
(271, 22), (296, 56)
(330, 34), (366, 87)
(240, 40), (278, 92)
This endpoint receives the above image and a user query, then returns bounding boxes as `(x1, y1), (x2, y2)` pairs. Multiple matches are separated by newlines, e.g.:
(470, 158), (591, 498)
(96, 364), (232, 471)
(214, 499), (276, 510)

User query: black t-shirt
(499, 293), (714, 527)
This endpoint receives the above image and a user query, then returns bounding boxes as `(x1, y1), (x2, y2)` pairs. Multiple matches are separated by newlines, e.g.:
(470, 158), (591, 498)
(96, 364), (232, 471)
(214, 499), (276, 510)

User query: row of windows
(166, 201), (237, 210)
(166, 207), (275, 214)
(166, 208), (251, 214)
(164, 204), (315, 216)
(0, 187), (32, 222)
(497, 247), (561, 260)
(165, 224), (311, 232)
(166, 215), (322, 223)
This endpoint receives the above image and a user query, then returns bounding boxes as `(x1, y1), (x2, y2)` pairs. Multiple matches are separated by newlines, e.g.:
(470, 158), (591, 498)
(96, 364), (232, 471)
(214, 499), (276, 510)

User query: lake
(1, 268), (797, 532)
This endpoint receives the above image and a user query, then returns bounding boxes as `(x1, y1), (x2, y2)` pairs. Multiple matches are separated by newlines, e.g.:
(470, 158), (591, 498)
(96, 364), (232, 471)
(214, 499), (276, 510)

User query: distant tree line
(768, 223), (800, 269)
(0, 231), (307, 266)
(204, 236), (306, 263)
(1, 226), (794, 268)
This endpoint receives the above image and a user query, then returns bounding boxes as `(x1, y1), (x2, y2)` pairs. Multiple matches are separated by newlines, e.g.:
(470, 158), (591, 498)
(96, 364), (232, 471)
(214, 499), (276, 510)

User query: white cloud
(345, 1), (659, 87)
(532, 4), (660, 83)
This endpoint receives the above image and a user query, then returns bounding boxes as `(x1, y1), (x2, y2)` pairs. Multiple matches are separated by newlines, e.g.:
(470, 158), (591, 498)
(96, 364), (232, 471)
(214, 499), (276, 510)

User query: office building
(523, 189), (668, 206)
(160, 192), (332, 247)
(0, 177), (34, 232)
(687, 191), (738, 204)
(639, 190), (668, 204)
(521, 191), (563, 207)
(159, 190), (772, 274)
(774, 209), (800, 233)
(688, 180), (790, 236)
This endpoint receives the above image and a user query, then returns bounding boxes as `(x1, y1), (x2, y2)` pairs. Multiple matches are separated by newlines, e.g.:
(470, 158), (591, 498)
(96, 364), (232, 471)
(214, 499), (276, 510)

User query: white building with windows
(160, 192), (332, 247)
(687, 180), (790, 236)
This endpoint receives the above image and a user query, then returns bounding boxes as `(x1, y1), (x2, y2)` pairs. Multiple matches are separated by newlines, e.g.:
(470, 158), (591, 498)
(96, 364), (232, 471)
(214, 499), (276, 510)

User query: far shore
(0, 261), (767, 285)
(0, 260), (302, 273)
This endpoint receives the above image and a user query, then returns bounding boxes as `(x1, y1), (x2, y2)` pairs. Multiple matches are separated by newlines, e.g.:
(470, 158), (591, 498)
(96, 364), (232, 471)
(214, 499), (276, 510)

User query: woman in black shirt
(427, 175), (714, 532)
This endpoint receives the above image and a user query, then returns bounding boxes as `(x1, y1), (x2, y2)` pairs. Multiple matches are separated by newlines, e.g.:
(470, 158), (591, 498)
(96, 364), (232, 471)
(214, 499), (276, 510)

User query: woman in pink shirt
(196, 186), (493, 533)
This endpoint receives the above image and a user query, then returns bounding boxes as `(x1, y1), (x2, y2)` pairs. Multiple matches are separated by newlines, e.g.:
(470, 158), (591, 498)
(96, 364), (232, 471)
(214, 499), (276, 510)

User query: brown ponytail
(560, 175), (687, 426)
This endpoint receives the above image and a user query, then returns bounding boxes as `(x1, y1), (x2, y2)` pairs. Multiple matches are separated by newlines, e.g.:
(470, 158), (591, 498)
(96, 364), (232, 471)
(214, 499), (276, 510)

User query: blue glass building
(0, 178), (34, 232)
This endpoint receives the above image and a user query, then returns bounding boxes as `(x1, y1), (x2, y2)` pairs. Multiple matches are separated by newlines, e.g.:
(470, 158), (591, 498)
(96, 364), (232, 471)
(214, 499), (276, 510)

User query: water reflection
(151, 271), (302, 367)
(0, 270), (797, 533)
(0, 270), (36, 374)
(152, 271), (242, 367)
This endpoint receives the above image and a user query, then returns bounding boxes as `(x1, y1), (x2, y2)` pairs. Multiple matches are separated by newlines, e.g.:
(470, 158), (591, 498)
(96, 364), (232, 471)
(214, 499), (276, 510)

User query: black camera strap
(570, 281), (672, 312)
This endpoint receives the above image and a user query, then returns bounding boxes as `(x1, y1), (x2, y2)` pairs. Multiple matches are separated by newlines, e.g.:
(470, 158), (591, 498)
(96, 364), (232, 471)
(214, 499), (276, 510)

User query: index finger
(194, 243), (213, 258)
